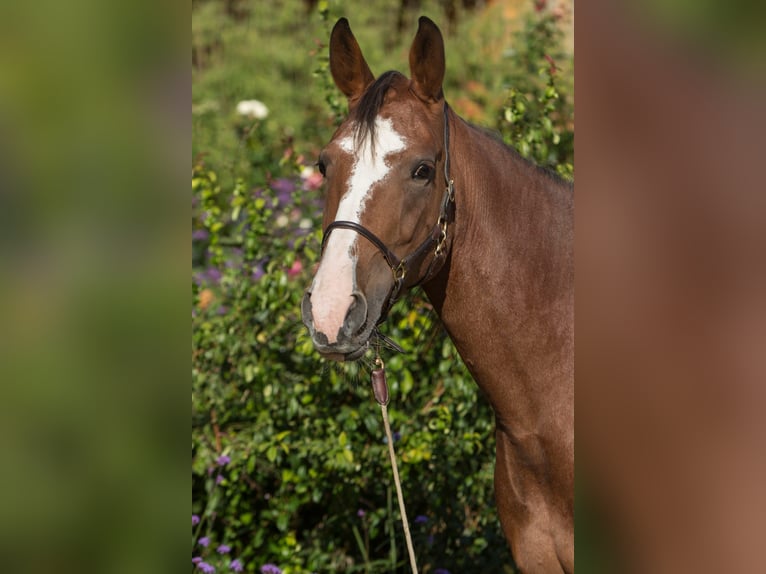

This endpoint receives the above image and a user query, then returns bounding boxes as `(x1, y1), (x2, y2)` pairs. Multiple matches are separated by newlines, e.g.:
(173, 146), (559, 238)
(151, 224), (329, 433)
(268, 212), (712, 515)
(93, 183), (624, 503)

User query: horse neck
(424, 114), (574, 428)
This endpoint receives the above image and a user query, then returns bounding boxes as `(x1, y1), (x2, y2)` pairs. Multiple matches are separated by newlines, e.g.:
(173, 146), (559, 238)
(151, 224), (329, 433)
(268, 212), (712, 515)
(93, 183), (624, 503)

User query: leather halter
(320, 103), (456, 323)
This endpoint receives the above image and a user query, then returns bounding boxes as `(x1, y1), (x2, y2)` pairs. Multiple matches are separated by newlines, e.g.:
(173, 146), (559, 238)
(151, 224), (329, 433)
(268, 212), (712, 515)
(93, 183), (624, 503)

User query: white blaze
(310, 117), (406, 342)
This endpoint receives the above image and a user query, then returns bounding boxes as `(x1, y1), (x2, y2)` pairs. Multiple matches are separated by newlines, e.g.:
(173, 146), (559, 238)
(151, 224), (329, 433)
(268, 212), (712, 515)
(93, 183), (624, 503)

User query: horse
(301, 16), (574, 573)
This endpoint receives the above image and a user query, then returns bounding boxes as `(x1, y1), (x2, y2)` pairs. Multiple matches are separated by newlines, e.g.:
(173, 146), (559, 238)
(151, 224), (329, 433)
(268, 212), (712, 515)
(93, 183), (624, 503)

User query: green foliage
(192, 1), (572, 572)
(314, 4), (347, 127)
(191, 163), (508, 570)
(498, 4), (574, 179)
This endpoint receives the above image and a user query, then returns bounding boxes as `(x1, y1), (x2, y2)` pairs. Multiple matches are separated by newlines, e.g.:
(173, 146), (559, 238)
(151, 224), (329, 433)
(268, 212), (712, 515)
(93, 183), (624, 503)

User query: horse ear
(329, 18), (375, 102)
(408, 16), (445, 102)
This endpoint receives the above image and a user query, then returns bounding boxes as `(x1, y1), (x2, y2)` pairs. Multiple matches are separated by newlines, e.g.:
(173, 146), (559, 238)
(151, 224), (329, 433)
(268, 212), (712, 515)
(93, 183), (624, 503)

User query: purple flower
(199, 536), (210, 547)
(271, 177), (295, 195)
(383, 431), (401, 444)
(216, 454), (231, 466)
(270, 178), (296, 207)
(193, 229), (209, 241)
(217, 544), (231, 554)
(198, 562), (216, 573)
(260, 564), (282, 574)
(192, 557), (203, 564)
(414, 515), (428, 524)
(215, 474), (224, 485)
(229, 559), (244, 572)
(215, 305), (228, 316)
(205, 267), (222, 284)
(224, 248), (243, 269)
(251, 264), (265, 282)
(357, 509), (365, 518)
(192, 514), (200, 525)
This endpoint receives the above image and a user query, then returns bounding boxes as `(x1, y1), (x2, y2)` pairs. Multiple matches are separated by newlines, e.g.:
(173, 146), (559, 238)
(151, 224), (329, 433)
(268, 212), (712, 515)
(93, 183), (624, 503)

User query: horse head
(301, 17), (454, 360)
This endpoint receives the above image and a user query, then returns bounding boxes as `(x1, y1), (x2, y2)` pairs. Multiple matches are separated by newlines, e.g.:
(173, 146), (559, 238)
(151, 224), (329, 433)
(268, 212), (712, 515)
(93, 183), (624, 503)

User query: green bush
(192, 2), (572, 572)
(498, 1), (574, 179)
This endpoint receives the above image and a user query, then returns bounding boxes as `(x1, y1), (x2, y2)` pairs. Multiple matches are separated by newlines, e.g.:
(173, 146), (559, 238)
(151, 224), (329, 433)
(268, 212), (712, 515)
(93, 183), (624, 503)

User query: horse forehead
(317, 115), (407, 227)
(334, 115), (409, 164)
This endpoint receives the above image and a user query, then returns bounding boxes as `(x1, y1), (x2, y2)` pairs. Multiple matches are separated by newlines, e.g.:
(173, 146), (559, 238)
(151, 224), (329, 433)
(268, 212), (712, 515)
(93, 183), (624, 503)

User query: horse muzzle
(301, 289), (374, 361)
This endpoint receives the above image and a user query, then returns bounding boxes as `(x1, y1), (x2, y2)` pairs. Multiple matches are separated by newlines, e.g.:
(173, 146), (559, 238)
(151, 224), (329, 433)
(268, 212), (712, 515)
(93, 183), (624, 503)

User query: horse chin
(342, 344), (369, 362)
(316, 341), (369, 362)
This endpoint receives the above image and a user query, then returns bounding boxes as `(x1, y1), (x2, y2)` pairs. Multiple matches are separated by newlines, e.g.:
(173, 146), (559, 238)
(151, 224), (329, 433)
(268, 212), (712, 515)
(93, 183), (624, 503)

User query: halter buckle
(441, 179), (456, 224)
(393, 260), (407, 282)
(434, 219), (448, 257)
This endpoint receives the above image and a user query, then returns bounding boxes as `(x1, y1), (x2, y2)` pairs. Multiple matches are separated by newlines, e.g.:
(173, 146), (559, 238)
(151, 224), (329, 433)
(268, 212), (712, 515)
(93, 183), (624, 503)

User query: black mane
(350, 70), (404, 150)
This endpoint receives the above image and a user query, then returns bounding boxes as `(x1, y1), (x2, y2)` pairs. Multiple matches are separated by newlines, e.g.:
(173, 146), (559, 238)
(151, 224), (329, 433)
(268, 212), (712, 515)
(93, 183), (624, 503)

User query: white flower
(236, 99), (269, 119)
(300, 166), (315, 180)
(300, 165), (324, 191)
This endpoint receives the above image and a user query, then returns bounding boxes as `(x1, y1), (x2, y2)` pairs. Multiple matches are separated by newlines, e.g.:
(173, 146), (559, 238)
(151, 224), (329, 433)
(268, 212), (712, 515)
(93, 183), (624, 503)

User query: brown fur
(303, 17), (574, 572)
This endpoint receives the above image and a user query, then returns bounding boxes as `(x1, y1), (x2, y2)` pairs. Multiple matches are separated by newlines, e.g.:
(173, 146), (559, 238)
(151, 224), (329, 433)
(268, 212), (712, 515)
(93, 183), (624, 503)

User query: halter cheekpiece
(320, 103), (456, 324)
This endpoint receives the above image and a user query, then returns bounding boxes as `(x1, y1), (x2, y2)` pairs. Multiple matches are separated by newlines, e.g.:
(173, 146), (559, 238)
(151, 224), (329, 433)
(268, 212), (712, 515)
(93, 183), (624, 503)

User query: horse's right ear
(329, 18), (375, 102)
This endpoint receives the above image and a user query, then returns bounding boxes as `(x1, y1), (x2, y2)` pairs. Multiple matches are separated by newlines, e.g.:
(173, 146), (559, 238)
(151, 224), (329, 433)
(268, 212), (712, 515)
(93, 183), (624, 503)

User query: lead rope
(371, 356), (419, 574)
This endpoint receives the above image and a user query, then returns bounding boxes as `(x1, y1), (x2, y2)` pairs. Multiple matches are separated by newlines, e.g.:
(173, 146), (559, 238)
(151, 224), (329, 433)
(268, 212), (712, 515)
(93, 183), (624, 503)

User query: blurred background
(2, 0), (764, 571)
(576, 0), (766, 572)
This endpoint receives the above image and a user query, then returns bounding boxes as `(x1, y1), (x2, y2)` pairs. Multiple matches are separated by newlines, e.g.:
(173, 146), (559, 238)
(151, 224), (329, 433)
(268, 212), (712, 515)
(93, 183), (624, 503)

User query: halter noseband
(320, 103), (456, 323)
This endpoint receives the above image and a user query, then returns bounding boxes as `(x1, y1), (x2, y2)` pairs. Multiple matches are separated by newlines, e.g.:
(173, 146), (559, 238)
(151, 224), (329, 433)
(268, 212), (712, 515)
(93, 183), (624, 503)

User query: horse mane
(351, 70), (405, 150)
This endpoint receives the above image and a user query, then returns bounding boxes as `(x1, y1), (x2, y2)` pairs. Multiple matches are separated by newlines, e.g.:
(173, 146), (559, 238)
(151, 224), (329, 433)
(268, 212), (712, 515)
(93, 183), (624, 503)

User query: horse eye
(413, 163), (434, 181)
(316, 160), (327, 177)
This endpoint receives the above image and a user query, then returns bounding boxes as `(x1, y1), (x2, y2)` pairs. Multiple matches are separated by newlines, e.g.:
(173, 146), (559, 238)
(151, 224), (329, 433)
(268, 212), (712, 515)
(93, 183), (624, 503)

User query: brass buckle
(434, 219), (448, 257)
(393, 261), (407, 283)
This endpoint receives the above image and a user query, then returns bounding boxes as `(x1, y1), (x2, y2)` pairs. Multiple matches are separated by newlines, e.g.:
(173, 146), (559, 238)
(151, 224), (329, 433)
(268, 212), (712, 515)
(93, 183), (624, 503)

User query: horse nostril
(343, 291), (368, 337)
(301, 290), (313, 329)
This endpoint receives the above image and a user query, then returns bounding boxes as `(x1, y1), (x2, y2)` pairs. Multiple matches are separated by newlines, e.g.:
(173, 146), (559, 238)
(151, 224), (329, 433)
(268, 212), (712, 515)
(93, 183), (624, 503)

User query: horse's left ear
(408, 16), (445, 103)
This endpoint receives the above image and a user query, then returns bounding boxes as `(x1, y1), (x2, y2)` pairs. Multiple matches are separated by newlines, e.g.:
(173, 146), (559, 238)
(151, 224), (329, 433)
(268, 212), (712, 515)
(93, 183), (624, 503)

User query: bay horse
(301, 16), (573, 573)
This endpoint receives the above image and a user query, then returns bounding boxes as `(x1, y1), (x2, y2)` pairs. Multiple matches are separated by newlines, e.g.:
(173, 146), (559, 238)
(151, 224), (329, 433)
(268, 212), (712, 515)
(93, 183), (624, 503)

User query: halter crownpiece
(321, 103), (456, 322)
